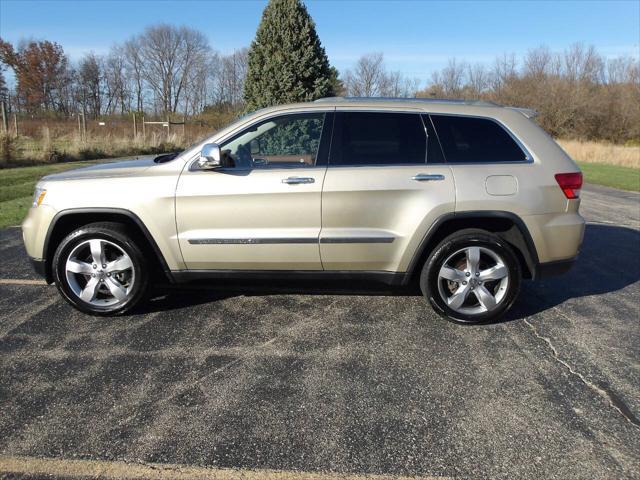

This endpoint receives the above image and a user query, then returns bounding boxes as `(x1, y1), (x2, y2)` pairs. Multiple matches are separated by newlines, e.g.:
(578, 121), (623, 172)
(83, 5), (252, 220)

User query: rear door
(319, 110), (455, 272)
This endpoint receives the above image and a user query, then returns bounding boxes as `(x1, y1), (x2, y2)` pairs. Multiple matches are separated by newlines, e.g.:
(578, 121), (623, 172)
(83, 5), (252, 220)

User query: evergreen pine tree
(243, 0), (336, 111)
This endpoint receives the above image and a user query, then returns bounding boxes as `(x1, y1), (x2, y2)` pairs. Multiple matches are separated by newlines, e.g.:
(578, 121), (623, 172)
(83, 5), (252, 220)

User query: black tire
(52, 222), (150, 316)
(420, 228), (521, 324)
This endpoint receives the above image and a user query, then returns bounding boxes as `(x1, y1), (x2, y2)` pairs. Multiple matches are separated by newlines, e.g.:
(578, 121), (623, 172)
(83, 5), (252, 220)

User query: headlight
(32, 186), (47, 207)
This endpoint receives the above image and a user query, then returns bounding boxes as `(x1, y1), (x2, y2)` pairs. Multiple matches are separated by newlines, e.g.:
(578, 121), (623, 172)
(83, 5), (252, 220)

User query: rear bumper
(533, 257), (576, 280)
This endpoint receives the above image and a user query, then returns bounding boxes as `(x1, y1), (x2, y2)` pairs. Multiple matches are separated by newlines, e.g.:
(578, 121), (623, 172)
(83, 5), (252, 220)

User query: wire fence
(0, 100), (229, 165)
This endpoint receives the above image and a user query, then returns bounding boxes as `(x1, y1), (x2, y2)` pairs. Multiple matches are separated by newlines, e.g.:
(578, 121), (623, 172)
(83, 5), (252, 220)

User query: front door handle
(412, 173), (445, 182)
(282, 177), (315, 185)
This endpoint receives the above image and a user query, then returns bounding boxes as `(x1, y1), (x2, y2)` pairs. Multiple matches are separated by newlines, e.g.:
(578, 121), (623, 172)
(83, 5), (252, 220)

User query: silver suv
(22, 98), (585, 323)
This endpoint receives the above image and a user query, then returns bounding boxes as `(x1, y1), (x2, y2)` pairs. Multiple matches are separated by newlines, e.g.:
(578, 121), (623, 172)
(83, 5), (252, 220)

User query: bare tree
(344, 52), (386, 96)
(343, 53), (419, 97)
(138, 24), (210, 114)
(217, 49), (248, 107)
(103, 49), (130, 114)
(466, 63), (490, 97)
(0, 63), (7, 102)
(492, 52), (517, 92)
(123, 38), (145, 112)
(78, 53), (102, 117)
(440, 58), (466, 97)
(561, 43), (604, 83)
(383, 70), (419, 97)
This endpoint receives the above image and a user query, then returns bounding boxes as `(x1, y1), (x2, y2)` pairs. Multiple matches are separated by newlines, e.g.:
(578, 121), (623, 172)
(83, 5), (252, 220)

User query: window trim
(187, 108), (534, 171)
(328, 111), (429, 168)
(428, 112), (534, 165)
(422, 114), (446, 165)
(188, 110), (334, 172)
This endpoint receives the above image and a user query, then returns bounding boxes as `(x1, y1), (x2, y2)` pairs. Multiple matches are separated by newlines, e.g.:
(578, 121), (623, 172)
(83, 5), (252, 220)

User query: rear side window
(330, 112), (426, 166)
(430, 115), (528, 163)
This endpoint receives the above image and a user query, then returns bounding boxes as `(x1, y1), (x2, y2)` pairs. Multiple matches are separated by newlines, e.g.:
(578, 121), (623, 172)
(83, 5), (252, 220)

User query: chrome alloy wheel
(437, 246), (509, 315)
(65, 239), (135, 307)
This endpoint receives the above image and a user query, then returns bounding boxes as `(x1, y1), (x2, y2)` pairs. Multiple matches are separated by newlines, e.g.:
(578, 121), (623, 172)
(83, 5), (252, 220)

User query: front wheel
(52, 222), (149, 316)
(420, 229), (521, 324)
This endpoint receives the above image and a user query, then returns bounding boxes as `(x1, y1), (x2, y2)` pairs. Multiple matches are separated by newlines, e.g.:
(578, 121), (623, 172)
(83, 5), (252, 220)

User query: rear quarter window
(430, 115), (528, 163)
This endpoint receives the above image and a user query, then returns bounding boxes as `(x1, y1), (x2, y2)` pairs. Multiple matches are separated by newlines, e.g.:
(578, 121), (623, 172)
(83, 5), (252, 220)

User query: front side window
(430, 115), (528, 163)
(220, 112), (325, 169)
(329, 112), (426, 166)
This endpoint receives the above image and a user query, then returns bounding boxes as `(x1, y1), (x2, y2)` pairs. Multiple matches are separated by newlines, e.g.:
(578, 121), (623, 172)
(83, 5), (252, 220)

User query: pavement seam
(0, 454), (445, 479)
(523, 318), (640, 429)
(0, 278), (48, 286)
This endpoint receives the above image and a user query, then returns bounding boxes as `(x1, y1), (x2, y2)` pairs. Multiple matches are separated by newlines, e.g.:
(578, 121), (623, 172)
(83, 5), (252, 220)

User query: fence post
(0, 101), (7, 134)
(81, 112), (87, 140)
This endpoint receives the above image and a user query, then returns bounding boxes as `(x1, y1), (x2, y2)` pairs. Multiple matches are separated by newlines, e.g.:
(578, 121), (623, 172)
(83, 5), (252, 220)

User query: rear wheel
(420, 229), (521, 324)
(52, 222), (149, 316)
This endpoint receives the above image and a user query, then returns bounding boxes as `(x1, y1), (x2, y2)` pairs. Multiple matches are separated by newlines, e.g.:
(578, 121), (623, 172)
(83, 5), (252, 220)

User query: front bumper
(22, 204), (57, 259)
(23, 205), (57, 284)
(29, 257), (51, 283)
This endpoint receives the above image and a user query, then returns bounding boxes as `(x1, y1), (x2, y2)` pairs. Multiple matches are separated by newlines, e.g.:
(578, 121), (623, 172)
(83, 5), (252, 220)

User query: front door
(176, 111), (332, 271)
(320, 110), (455, 272)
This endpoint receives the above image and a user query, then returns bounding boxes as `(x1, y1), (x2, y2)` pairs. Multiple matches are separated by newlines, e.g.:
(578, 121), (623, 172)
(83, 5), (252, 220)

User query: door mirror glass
(197, 143), (222, 169)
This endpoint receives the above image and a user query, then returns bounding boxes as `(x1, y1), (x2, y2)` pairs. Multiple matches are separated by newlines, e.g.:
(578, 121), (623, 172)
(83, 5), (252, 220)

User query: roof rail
(314, 96), (502, 107)
(507, 107), (539, 118)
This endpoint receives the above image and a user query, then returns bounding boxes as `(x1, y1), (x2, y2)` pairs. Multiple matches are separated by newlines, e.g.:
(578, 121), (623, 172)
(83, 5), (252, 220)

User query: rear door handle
(412, 173), (445, 182)
(282, 177), (315, 185)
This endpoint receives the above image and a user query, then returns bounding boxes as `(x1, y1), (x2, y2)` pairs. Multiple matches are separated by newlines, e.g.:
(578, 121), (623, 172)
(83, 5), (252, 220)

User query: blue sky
(1, 0), (639, 84)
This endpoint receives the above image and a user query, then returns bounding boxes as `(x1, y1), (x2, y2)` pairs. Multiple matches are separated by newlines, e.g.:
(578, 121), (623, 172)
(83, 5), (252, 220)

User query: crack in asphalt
(523, 318), (640, 429)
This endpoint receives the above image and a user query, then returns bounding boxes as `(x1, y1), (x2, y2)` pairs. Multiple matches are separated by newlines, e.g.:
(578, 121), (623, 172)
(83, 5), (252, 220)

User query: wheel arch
(406, 211), (539, 283)
(43, 208), (174, 284)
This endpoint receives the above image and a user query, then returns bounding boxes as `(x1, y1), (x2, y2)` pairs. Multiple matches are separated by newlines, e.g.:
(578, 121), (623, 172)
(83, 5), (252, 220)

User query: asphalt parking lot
(0, 184), (638, 479)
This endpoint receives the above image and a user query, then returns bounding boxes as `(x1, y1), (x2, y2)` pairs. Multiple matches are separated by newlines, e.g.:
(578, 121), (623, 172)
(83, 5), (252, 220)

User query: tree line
(416, 45), (640, 142)
(0, 0), (638, 143)
(0, 25), (248, 119)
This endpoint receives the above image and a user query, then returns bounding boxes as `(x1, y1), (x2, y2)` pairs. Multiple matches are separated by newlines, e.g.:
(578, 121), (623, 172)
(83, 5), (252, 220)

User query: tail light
(555, 172), (583, 199)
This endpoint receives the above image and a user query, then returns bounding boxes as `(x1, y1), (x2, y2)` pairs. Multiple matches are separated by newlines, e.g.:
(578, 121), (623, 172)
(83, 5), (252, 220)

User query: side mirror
(197, 143), (222, 169)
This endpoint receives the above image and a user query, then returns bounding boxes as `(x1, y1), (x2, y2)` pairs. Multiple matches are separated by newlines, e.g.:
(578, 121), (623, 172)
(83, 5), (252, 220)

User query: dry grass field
(558, 139), (640, 168)
(0, 115), (231, 166)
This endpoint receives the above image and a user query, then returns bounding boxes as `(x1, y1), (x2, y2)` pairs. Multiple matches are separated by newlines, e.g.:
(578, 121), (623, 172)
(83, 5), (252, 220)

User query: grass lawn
(577, 162), (640, 193)
(0, 161), (103, 228)
(0, 159), (638, 230)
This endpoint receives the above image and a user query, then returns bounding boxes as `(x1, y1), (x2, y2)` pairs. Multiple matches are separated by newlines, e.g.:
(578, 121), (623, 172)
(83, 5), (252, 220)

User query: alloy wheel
(436, 246), (509, 315)
(65, 239), (135, 307)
